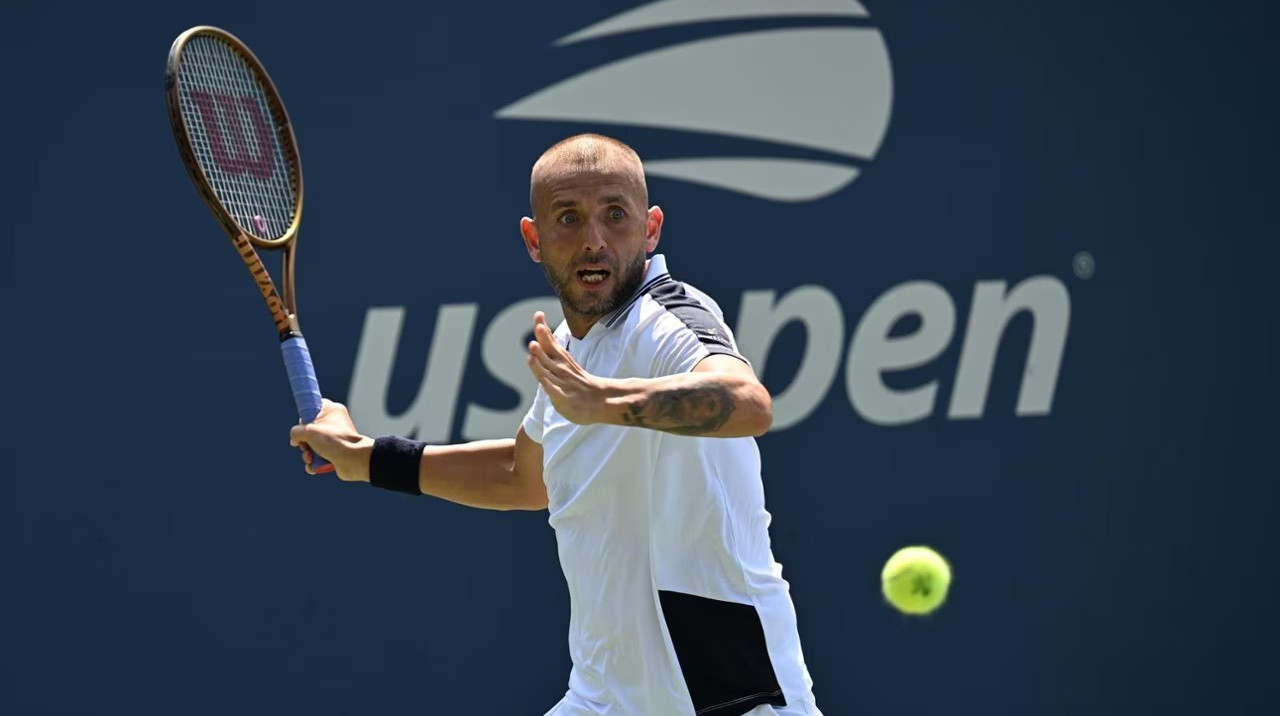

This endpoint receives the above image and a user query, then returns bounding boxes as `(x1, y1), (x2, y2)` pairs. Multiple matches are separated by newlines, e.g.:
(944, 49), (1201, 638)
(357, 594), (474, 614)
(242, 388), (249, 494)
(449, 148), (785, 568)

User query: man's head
(520, 134), (663, 336)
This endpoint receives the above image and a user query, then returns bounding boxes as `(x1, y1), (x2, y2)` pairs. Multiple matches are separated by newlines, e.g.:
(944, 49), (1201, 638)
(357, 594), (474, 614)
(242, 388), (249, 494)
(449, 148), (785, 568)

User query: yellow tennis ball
(881, 546), (952, 615)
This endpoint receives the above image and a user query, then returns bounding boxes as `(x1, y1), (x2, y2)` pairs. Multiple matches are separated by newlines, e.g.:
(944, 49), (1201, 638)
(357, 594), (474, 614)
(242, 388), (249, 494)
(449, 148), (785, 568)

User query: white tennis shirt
(523, 255), (821, 716)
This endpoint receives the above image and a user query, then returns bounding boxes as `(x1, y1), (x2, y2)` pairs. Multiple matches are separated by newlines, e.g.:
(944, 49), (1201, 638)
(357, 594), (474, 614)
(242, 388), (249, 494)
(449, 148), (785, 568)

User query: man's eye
(559, 213), (578, 225)
(609, 208), (626, 221)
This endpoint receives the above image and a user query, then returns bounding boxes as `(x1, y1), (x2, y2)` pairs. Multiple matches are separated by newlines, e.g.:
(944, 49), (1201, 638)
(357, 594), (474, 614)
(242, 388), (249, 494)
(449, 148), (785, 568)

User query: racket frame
(166, 26), (331, 473)
(165, 25), (305, 340)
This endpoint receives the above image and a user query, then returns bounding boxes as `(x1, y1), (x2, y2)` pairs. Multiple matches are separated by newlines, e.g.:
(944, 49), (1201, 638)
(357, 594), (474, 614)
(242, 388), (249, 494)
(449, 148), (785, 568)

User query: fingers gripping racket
(166, 26), (332, 473)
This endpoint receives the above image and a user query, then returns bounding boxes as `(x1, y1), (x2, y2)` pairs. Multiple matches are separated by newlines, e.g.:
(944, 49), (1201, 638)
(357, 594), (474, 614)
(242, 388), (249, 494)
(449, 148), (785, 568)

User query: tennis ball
(881, 546), (952, 615)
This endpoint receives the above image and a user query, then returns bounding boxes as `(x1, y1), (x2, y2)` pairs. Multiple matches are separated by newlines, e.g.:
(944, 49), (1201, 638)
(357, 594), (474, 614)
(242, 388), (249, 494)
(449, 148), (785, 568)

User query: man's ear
(520, 216), (541, 262)
(645, 206), (664, 252)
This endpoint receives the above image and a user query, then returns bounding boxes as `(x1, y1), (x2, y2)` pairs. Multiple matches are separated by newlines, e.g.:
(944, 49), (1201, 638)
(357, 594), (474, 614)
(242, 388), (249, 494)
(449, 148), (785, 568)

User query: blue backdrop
(3, 1), (1277, 714)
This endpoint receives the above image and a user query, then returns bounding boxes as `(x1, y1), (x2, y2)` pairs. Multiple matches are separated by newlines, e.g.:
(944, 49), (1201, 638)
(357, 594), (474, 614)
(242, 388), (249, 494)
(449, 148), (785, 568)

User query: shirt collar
(602, 253), (672, 329)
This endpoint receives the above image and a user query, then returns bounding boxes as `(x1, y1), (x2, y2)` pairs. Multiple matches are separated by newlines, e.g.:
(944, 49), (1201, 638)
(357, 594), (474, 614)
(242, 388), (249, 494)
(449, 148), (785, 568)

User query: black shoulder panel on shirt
(647, 281), (741, 358)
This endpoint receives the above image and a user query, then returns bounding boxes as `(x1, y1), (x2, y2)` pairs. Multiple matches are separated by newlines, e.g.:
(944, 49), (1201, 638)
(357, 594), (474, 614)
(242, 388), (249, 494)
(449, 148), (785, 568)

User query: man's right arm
(289, 400), (547, 511)
(416, 428), (546, 510)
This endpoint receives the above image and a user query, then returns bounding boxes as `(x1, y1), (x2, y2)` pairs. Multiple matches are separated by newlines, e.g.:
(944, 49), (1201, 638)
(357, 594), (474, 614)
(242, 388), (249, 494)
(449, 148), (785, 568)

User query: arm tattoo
(621, 384), (735, 435)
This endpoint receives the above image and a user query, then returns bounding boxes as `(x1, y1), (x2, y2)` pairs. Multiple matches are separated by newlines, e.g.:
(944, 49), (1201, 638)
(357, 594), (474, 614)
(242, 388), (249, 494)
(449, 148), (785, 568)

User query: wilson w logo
(190, 91), (276, 179)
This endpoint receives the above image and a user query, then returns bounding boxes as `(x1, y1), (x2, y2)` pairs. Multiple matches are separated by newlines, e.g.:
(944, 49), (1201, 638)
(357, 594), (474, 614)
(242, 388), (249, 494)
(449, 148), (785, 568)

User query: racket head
(166, 26), (303, 250)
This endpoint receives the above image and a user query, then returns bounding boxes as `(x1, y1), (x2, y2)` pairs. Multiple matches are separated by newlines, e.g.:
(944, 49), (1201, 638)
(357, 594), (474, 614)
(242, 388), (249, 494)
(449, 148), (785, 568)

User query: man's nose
(582, 219), (607, 252)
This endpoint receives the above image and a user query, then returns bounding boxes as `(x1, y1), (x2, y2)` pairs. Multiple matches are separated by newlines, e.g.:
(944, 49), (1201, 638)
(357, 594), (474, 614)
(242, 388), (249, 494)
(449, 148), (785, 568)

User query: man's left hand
(526, 311), (612, 425)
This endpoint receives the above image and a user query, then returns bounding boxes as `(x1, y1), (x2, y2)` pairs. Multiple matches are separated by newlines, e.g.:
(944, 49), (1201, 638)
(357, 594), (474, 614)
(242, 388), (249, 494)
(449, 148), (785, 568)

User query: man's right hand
(289, 399), (374, 482)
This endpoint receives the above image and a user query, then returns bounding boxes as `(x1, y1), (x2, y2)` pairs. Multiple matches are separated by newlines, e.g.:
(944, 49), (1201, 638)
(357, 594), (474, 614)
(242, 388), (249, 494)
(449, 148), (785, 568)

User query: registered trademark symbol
(1073, 251), (1095, 280)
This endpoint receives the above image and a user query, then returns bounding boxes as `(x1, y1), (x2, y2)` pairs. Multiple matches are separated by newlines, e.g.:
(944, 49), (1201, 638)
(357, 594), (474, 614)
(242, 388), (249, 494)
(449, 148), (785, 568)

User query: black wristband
(369, 436), (426, 495)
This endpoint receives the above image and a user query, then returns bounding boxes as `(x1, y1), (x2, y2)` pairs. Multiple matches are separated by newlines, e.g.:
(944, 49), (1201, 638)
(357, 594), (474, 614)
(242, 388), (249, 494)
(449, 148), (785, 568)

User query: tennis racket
(165, 26), (332, 473)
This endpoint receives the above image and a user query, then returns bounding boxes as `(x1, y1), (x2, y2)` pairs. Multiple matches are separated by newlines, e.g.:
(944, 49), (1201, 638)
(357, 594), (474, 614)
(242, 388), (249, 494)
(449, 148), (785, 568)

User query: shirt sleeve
(520, 385), (547, 443)
(648, 318), (713, 377)
(642, 282), (748, 377)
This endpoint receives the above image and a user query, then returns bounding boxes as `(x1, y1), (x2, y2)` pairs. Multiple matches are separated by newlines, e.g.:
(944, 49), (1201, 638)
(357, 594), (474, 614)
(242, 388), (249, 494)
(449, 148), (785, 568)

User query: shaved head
(530, 134), (648, 216)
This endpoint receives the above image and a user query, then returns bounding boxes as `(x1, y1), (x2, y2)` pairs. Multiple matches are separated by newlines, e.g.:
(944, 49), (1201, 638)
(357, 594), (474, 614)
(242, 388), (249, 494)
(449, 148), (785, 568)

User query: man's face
(525, 168), (659, 323)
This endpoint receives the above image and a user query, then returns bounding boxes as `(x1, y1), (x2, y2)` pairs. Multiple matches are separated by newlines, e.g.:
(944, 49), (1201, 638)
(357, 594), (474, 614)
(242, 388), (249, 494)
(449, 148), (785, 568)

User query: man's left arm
(608, 354), (772, 437)
(526, 312), (772, 438)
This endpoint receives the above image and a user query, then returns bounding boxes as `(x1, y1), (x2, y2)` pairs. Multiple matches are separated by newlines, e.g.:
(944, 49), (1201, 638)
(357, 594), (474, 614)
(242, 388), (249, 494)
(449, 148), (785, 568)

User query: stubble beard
(544, 251), (647, 320)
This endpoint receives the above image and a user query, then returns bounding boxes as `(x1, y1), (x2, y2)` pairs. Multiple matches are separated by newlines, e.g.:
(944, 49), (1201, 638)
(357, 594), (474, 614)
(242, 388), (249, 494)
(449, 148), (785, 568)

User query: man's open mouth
(578, 269), (611, 285)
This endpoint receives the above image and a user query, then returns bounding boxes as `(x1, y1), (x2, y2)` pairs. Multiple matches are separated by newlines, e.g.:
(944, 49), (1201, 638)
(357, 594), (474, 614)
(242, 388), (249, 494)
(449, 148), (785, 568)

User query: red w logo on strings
(190, 91), (276, 179)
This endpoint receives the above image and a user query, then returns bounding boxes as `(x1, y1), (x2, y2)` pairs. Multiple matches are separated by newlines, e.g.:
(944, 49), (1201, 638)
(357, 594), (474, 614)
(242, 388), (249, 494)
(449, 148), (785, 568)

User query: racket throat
(279, 313), (303, 341)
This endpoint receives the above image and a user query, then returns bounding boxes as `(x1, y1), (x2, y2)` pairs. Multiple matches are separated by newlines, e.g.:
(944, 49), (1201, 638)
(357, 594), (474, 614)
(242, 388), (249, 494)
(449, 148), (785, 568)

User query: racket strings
(177, 35), (297, 241)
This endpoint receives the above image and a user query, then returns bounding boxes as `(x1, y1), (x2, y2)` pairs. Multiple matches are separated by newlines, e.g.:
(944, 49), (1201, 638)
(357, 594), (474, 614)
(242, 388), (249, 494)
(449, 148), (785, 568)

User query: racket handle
(281, 336), (334, 474)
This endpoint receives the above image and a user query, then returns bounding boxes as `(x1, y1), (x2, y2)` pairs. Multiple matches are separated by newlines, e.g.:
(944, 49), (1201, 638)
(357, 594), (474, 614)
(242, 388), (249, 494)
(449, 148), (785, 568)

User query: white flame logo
(495, 0), (894, 202)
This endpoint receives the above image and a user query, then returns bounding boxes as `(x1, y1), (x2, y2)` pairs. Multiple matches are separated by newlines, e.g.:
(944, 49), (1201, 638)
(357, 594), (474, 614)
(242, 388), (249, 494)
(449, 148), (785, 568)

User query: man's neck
(564, 313), (601, 339)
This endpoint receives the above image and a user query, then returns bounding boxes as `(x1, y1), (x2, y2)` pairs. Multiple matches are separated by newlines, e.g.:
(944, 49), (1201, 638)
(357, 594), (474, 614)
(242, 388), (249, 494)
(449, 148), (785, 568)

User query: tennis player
(291, 134), (823, 716)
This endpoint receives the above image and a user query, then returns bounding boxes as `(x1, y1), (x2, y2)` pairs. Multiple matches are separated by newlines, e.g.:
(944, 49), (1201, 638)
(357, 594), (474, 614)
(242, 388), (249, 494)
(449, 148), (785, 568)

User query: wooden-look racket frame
(165, 25), (305, 341)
